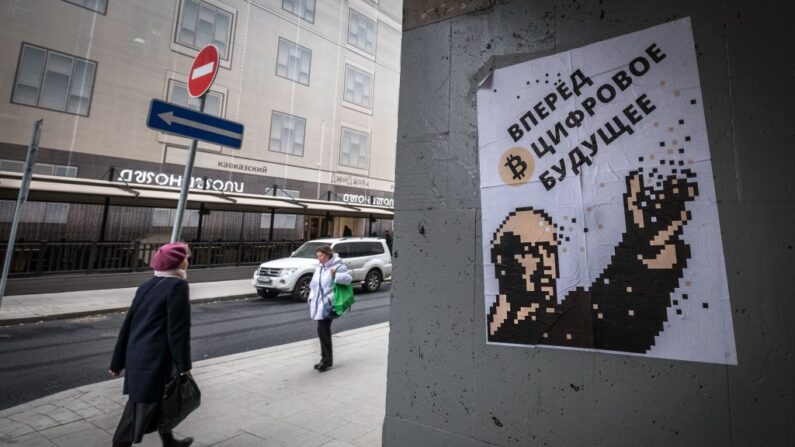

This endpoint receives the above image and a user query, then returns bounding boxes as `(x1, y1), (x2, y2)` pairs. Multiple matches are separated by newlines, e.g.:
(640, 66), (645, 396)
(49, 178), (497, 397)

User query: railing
(0, 240), (304, 277)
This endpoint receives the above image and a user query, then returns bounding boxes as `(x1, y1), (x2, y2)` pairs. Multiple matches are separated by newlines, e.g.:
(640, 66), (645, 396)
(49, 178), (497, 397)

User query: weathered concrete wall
(384, 0), (794, 445)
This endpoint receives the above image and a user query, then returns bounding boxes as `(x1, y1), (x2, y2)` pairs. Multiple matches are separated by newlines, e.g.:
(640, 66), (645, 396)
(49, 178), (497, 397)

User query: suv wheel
(257, 289), (279, 299)
(362, 270), (382, 293)
(292, 275), (312, 302)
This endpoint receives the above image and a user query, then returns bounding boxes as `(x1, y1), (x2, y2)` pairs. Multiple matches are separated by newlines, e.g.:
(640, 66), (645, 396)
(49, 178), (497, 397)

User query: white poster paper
(477, 18), (736, 364)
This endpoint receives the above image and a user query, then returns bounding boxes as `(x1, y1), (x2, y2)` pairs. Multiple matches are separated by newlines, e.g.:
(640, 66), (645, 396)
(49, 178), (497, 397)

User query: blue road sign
(146, 99), (244, 149)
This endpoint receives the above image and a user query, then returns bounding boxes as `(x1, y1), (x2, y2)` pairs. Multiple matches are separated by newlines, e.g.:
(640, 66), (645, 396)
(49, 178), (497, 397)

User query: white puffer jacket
(308, 255), (352, 320)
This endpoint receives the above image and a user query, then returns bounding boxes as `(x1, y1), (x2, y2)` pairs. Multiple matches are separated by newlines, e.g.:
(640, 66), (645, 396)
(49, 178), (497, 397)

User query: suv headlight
(253, 269), (260, 278)
(279, 268), (296, 277)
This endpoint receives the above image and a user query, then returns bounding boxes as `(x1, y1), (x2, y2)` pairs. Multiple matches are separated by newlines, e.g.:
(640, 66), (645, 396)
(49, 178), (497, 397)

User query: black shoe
(317, 363), (333, 372)
(165, 437), (193, 447)
(313, 362), (322, 370)
(159, 430), (193, 447)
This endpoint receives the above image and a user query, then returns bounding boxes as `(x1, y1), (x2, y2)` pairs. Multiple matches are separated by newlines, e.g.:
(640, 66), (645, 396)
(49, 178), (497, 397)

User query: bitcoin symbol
(499, 147), (534, 186)
(505, 154), (527, 180)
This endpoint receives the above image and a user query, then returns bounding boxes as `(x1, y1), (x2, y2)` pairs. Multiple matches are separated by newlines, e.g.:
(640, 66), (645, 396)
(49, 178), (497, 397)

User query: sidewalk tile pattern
(0, 324), (388, 447)
(0, 280), (255, 324)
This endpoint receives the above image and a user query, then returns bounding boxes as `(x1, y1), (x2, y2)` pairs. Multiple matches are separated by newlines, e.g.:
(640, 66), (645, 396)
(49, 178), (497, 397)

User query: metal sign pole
(268, 184), (277, 242)
(0, 120), (43, 304)
(170, 94), (206, 243)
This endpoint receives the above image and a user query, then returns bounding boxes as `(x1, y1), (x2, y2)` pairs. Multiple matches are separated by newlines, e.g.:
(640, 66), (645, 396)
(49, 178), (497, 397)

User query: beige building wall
(0, 0), (400, 195)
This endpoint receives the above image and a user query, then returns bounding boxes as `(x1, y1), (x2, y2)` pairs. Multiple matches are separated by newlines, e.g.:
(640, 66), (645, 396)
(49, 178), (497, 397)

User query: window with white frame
(343, 65), (372, 108)
(276, 38), (311, 85)
(0, 160), (78, 177)
(62, 0), (108, 13)
(339, 128), (369, 170)
(0, 160), (24, 173)
(347, 9), (375, 54)
(282, 0), (315, 22)
(176, 0), (233, 59)
(151, 208), (199, 227)
(54, 165), (79, 177)
(11, 44), (97, 116)
(260, 188), (300, 229)
(0, 160), (77, 224)
(168, 80), (223, 117)
(269, 111), (306, 156)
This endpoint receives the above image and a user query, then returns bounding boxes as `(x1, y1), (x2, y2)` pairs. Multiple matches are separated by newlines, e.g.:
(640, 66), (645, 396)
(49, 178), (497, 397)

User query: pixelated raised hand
(623, 170), (698, 268)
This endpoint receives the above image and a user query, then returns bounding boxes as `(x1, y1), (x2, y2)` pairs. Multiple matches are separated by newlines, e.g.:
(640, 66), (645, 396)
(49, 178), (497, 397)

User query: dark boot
(159, 429), (193, 447)
(112, 443), (132, 447)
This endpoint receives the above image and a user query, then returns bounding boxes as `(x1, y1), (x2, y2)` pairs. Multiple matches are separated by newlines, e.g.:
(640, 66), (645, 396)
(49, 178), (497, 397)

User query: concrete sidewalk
(0, 279), (255, 325)
(0, 323), (389, 447)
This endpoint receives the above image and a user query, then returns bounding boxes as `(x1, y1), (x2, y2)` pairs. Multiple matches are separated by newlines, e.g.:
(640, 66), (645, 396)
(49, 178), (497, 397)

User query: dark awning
(0, 171), (393, 219)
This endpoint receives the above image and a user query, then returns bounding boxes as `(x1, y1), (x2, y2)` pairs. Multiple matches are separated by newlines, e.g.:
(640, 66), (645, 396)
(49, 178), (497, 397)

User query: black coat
(110, 276), (192, 403)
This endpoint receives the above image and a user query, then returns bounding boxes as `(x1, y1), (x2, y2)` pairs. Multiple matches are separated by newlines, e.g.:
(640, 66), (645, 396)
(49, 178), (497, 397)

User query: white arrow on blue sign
(146, 99), (244, 149)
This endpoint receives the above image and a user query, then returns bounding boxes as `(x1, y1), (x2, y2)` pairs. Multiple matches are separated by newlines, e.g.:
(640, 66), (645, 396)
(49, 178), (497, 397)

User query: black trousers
(317, 318), (333, 365)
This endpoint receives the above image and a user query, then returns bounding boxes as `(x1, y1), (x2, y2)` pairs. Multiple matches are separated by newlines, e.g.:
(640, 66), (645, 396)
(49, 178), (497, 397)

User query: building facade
(0, 0), (400, 242)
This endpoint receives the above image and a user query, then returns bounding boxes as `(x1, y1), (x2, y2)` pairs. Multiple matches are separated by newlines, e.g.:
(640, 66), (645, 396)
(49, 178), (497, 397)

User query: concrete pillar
(384, 1), (795, 445)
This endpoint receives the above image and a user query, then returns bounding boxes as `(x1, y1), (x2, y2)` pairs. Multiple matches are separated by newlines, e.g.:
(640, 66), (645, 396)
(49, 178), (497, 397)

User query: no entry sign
(188, 45), (219, 98)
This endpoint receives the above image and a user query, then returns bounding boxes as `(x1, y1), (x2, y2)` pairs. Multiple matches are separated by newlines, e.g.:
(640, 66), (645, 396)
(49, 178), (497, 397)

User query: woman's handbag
(332, 282), (355, 316)
(159, 373), (201, 431)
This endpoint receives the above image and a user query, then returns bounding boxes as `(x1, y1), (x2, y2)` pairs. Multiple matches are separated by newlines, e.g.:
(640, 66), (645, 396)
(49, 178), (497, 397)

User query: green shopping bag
(332, 282), (355, 316)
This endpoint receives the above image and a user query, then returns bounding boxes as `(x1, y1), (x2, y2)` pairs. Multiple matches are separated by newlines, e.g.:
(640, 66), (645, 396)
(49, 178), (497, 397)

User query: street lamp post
(0, 120), (43, 304)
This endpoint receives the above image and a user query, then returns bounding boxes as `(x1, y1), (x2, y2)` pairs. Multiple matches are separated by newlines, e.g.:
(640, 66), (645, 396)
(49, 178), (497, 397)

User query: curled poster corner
(475, 56), (497, 89)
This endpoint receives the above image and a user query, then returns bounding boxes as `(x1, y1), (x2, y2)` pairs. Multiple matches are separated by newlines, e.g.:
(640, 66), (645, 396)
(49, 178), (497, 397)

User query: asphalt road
(0, 284), (390, 411)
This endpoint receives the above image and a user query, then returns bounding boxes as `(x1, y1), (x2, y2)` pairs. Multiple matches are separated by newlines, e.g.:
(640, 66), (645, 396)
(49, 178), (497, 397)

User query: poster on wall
(476, 18), (736, 364)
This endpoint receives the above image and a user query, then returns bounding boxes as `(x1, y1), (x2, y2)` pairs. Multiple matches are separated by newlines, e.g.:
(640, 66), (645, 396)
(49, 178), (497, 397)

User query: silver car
(252, 237), (393, 301)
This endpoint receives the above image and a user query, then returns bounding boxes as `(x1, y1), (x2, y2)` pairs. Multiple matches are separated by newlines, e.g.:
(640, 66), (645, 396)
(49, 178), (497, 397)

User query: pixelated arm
(587, 170), (698, 352)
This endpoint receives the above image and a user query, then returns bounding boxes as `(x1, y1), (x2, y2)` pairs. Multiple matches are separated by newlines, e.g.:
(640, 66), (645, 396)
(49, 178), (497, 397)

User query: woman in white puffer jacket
(308, 245), (352, 372)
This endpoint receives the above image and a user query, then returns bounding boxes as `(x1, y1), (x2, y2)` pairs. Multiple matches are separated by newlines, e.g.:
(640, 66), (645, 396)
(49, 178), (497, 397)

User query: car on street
(252, 237), (392, 301)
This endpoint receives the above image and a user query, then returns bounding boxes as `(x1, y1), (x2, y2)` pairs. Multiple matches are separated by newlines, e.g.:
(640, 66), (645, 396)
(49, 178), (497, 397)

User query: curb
(0, 293), (256, 326)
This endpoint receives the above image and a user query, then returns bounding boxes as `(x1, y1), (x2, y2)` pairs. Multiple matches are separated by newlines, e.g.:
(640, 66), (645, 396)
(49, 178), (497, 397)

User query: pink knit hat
(151, 242), (189, 271)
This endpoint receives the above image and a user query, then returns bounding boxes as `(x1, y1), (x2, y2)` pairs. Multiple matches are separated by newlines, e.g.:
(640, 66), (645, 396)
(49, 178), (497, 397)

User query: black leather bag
(159, 374), (201, 431)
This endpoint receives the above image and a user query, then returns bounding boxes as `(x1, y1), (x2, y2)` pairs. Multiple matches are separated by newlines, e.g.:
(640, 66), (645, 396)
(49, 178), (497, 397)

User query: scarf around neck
(154, 269), (187, 280)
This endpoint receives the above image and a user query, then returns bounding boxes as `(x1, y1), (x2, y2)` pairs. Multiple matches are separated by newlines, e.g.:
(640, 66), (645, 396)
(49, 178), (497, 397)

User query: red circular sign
(188, 45), (220, 98)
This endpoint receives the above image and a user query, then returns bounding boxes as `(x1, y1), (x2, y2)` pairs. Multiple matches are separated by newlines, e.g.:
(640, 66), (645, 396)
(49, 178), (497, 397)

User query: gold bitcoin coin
(499, 147), (534, 186)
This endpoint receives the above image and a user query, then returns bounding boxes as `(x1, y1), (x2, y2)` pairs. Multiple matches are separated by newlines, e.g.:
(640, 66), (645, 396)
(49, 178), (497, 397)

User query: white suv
(252, 237), (392, 301)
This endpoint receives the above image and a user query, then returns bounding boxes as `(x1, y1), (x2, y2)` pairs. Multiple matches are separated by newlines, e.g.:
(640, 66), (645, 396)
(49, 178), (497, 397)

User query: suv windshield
(291, 242), (326, 258)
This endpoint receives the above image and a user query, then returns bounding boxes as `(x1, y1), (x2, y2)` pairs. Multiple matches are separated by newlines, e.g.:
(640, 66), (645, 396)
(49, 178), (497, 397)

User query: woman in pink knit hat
(109, 242), (194, 447)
